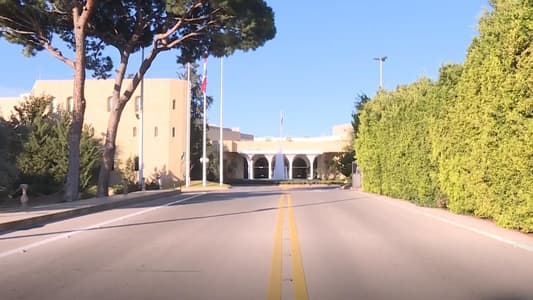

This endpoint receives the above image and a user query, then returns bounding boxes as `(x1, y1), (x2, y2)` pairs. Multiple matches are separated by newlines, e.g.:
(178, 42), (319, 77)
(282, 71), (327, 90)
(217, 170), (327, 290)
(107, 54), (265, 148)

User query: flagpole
(185, 63), (191, 187)
(202, 57), (207, 187)
(138, 47), (145, 191)
(280, 111), (283, 139)
(219, 57), (224, 186)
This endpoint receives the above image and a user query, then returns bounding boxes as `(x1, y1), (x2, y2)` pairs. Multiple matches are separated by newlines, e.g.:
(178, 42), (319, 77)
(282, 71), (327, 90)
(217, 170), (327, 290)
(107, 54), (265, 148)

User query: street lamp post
(373, 56), (387, 89)
(219, 57), (224, 186)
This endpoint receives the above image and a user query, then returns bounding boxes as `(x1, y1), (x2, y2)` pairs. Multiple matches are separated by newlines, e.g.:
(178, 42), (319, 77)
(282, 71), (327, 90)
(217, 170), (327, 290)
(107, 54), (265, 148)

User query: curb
(0, 190), (179, 233)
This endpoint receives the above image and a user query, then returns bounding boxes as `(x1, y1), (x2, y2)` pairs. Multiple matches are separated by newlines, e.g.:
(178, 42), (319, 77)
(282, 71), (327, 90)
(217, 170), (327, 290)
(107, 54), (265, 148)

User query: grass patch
(188, 180), (231, 189)
(227, 179), (345, 186)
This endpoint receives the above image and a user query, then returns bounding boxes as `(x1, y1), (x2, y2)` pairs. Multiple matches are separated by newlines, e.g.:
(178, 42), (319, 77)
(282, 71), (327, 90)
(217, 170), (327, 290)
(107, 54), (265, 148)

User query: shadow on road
(0, 192), (371, 241)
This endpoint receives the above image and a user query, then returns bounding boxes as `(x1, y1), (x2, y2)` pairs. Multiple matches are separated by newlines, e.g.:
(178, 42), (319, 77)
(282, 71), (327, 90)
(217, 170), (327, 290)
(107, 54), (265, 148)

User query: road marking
(0, 193), (205, 259)
(379, 196), (533, 254)
(267, 194), (309, 300)
(417, 210), (533, 254)
(287, 194), (309, 300)
(267, 195), (284, 300)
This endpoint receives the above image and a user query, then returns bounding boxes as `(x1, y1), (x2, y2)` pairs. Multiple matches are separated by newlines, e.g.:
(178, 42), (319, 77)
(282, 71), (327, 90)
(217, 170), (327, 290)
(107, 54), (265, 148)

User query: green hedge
(355, 0), (533, 232)
(433, 0), (533, 231)
(356, 79), (443, 207)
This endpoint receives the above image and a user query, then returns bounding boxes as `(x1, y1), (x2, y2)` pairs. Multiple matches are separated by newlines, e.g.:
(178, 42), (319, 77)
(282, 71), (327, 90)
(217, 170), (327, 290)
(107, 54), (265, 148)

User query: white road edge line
(379, 194), (533, 254)
(0, 193), (205, 259)
(302, 191), (533, 255)
(417, 211), (533, 254)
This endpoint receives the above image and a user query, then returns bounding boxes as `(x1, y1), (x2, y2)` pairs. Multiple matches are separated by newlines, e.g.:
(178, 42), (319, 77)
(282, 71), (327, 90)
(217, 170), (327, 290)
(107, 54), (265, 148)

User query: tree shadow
(0, 191), (367, 241)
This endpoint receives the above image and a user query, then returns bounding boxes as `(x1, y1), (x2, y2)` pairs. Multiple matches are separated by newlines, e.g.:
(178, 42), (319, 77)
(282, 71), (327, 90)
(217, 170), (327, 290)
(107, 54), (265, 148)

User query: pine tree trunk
(63, 10), (88, 202)
(96, 49), (157, 197)
(97, 101), (125, 197)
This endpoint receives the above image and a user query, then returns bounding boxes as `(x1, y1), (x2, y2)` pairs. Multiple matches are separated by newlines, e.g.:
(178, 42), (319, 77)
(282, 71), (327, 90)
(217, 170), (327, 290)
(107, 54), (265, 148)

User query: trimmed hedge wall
(355, 0), (533, 232)
(356, 79), (443, 207)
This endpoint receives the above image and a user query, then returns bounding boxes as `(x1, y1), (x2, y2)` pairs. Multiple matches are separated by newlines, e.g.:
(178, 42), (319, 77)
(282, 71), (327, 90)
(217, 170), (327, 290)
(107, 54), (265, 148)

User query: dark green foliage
(206, 141), (219, 181)
(0, 119), (17, 194)
(339, 93), (370, 178)
(78, 125), (103, 191)
(1, 1), (276, 197)
(351, 93), (370, 138)
(7, 95), (102, 195)
(178, 63), (214, 180)
(335, 150), (355, 178)
(356, 0), (533, 232)
(171, 0), (277, 63)
(0, 0), (275, 76)
(1, 0), (275, 77)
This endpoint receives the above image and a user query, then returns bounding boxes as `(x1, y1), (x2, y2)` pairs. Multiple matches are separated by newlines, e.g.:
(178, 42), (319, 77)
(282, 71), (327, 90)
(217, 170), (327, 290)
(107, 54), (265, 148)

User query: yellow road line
(267, 195), (285, 300)
(288, 194), (309, 300)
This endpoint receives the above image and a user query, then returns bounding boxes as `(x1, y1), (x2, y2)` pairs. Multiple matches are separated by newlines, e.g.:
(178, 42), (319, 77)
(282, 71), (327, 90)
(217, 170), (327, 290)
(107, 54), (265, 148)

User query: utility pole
(373, 56), (387, 89)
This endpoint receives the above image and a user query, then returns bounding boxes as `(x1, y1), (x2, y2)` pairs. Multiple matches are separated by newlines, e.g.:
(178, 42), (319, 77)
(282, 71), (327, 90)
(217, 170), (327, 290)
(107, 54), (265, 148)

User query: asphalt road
(0, 186), (532, 300)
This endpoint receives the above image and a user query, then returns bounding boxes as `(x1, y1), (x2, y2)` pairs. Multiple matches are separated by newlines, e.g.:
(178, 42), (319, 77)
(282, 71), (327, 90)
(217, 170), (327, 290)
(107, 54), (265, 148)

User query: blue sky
(0, 1), (488, 137)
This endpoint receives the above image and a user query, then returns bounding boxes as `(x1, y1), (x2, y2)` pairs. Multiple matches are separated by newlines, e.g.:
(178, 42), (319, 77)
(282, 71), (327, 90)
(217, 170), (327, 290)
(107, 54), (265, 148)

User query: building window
(133, 127), (137, 137)
(66, 97), (74, 112)
(172, 127), (175, 137)
(172, 99), (176, 110)
(49, 98), (57, 113)
(134, 156), (139, 171)
(135, 96), (141, 113)
(107, 97), (114, 112)
(154, 126), (158, 137)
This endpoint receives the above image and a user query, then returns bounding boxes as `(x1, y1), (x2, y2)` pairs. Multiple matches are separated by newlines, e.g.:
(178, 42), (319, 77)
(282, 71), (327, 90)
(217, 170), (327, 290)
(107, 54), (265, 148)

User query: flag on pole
(279, 111), (284, 138)
(201, 56), (208, 94)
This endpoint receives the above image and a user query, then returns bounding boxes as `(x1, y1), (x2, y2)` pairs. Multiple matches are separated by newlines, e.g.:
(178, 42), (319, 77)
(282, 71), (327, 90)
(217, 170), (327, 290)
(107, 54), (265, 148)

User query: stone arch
(242, 155), (249, 179)
(224, 153), (248, 180)
(292, 156), (309, 179)
(253, 155), (269, 179)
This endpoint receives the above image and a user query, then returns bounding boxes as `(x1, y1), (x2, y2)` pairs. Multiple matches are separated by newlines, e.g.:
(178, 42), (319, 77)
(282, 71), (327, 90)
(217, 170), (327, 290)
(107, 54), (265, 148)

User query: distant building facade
(208, 124), (353, 180)
(0, 79), (353, 186)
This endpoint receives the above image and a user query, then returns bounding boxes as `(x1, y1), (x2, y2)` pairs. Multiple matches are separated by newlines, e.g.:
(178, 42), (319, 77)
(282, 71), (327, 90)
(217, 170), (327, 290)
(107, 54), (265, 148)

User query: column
(249, 158), (254, 179)
(286, 155), (295, 180)
(246, 154), (254, 180)
(265, 154), (274, 179)
(307, 155), (317, 180)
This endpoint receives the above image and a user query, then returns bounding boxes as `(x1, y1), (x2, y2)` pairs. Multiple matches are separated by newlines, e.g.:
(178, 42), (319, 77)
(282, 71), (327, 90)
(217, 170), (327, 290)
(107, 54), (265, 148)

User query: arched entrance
(312, 156), (318, 179)
(253, 156), (269, 179)
(243, 156), (249, 179)
(292, 157), (308, 179)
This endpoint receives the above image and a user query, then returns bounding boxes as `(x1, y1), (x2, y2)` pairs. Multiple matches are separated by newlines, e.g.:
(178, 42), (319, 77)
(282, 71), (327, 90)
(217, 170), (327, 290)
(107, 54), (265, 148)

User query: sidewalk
(0, 189), (182, 233)
(0, 184), (232, 233)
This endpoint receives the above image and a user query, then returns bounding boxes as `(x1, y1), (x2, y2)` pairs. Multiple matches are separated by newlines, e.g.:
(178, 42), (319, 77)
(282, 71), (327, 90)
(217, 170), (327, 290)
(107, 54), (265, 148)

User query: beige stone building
(0, 79), (353, 185)
(1, 79), (188, 187)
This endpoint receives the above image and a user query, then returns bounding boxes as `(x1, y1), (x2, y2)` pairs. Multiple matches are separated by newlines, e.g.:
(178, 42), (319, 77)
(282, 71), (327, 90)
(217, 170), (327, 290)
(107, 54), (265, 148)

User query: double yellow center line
(268, 194), (309, 300)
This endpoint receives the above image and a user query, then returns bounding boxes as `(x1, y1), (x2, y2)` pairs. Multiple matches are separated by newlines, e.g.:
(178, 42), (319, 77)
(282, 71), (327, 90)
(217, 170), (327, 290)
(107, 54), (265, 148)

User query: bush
(356, 79), (442, 207)
(7, 95), (102, 196)
(433, 1), (533, 231)
(355, 0), (533, 232)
